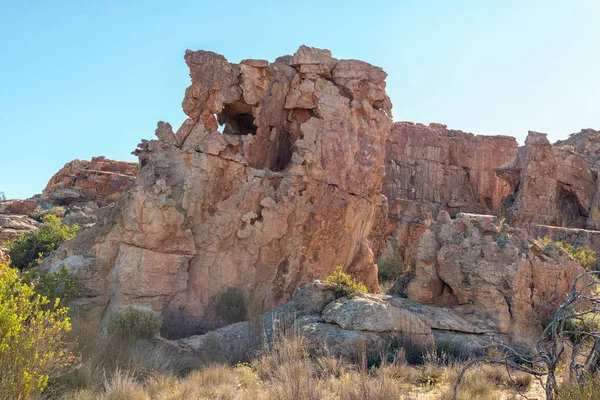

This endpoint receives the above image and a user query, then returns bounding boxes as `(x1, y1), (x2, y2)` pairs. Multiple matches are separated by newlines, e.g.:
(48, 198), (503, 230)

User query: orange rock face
(42, 156), (138, 206)
(496, 131), (598, 231)
(46, 46), (393, 334)
(406, 212), (586, 341)
(384, 122), (517, 215)
(371, 122), (518, 262)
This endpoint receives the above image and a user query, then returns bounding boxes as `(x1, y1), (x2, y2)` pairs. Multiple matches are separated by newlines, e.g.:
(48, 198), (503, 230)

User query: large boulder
(45, 46), (393, 333)
(169, 279), (509, 362)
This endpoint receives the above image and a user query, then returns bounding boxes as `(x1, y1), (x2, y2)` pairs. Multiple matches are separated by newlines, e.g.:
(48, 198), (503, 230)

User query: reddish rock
(42, 156), (138, 206)
(555, 128), (600, 162)
(45, 46), (393, 332)
(371, 122), (517, 262)
(384, 122), (517, 215)
(406, 212), (586, 341)
(1, 200), (37, 216)
(496, 131), (598, 230)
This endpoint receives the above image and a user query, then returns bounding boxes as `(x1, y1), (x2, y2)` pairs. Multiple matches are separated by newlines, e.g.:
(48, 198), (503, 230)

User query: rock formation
(405, 212), (585, 341)
(18, 46), (595, 353)
(170, 280), (494, 362)
(0, 157), (137, 244)
(371, 122), (518, 263)
(44, 46), (393, 334)
(555, 128), (600, 163)
(0, 213), (39, 246)
(41, 156), (138, 207)
(496, 131), (598, 231)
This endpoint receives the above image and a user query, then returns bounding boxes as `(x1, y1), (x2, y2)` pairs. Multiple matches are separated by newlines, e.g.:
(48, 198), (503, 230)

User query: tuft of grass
(558, 375), (600, 400)
(210, 286), (248, 325)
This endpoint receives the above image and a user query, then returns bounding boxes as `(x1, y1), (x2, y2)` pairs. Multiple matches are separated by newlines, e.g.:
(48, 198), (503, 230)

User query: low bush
(7, 214), (78, 270)
(107, 306), (163, 340)
(325, 266), (368, 298)
(0, 262), (72, 399)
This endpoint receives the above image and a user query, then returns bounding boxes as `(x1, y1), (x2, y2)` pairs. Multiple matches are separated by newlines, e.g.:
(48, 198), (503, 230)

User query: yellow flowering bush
(0, 262), (72, 399)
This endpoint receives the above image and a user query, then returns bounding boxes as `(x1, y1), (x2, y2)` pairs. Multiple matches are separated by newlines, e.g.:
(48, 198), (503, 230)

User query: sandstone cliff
(371, 122), (518, 263)
(44, 46), (393, 335)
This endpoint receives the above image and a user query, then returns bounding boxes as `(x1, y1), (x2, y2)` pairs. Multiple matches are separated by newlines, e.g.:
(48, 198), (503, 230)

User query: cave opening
(216, 101), (257, 135)
(557, 187), (588, 228)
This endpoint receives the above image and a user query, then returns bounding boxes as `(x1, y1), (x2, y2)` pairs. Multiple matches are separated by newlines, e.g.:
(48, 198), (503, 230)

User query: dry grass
(48, 318), (547, 400)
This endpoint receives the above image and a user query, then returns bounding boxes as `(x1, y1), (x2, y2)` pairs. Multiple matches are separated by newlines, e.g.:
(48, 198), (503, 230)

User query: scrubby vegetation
(324, 266), (368, 298)
(0, 261), (72, 399)
(538, 236), (597, 271)
(7, 214), (78, 270)
(22, 265), (79, 308)
(51, 326), (538, 400)
(107, 307), (163, 340)
(377, 255), (414, 294)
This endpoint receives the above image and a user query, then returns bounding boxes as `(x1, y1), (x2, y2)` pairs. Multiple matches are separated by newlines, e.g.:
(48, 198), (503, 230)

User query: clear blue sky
(1, 0), (599, 199)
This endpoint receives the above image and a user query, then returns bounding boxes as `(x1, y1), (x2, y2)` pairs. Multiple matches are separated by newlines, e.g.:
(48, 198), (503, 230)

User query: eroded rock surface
(496, 131), (599, 231)
(170, 280), (495, 362)
(555, 128), (600, 163)
(42, 156), (138, 207)
(0, 214), (39, 245)
(406, 212), (585, 341)
(371, 122), (517, 263)
(46, 46), (393, 333)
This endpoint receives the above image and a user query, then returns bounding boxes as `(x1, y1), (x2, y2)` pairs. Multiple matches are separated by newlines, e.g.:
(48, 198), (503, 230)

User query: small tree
(0, 262), (72, 399)
(453, 272), (600, 400)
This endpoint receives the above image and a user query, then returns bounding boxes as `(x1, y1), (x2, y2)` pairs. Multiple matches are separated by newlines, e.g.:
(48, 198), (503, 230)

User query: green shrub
(108, 307), (163, 340)
(538, 236), (597, 271)
(210, 287), (248, 325)
(0, 262), (72, 399)
(324, 266), (368, 298)
(7, 214), (79, 270)
(22, 265), (79, 308)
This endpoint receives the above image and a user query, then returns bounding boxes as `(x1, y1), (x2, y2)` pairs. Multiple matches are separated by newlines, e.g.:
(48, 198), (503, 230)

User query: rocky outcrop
(371, 122), (517, 262)
(496, 131), (599, 231)
(41, 156), (138, 207)
(170, 280), (496, 362)
(0, 157), (137, 243)
(531, 224), (600, 270)
(0, 214), (39, 245)
(555, 128), (600, 163)
(405, 212), (585, 342)
(384, 122), (517, 216)
(45, 46), (393, 333)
